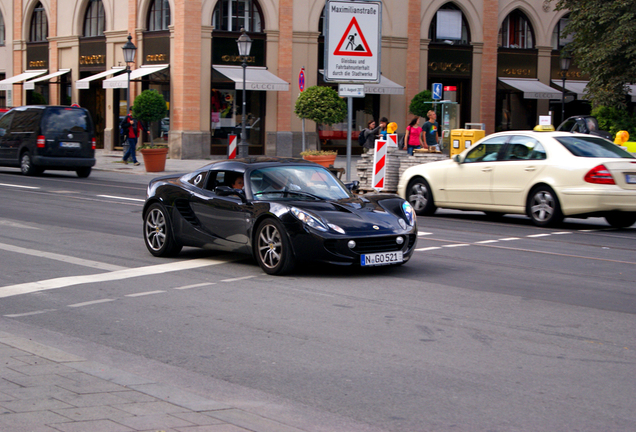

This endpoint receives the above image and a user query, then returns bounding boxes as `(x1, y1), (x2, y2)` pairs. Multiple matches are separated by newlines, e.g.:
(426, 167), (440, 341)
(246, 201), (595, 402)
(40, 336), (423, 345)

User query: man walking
(120, 108), (146, 165)
(422, 110), (441, 153)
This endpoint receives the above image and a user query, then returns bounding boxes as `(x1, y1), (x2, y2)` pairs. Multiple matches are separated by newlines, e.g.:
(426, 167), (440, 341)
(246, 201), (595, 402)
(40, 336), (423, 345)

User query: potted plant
(133, 90), (169, 172)
(299, 149), (338, 167)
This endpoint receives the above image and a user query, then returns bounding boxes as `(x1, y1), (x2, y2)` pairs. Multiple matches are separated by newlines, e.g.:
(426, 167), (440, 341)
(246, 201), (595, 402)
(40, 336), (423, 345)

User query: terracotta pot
(140, 147), (168, 172)
(302, 154), (337, 168)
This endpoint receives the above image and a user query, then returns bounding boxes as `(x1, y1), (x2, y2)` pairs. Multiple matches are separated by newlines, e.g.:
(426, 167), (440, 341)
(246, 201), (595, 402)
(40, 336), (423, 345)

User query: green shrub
(591, 106), (636, 139)
(133, 90), (168, 146)
(408, 90), (434, 118)
(294, 86), (347, 125)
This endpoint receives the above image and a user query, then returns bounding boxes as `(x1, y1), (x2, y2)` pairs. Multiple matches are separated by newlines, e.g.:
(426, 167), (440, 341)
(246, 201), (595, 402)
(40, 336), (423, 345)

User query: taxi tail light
(36, 135), (45, 148)
(91, 137), (96, 150)
(584, 164), (615, 185)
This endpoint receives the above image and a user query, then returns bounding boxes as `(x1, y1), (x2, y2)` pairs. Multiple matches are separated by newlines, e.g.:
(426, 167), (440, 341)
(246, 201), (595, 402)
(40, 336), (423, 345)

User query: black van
(0, 105), (96, 177)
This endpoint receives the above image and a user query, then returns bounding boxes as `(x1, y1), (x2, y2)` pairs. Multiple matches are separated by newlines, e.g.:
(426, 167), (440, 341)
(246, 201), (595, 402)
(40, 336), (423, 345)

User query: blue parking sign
(432, 83), (443, 100)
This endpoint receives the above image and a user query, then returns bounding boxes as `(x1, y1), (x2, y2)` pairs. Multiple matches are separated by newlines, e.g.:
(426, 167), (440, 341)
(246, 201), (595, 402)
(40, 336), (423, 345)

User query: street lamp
(122, 34), (137, 114)
(560, 51), (572, 124)
(236, 28), (253, 158)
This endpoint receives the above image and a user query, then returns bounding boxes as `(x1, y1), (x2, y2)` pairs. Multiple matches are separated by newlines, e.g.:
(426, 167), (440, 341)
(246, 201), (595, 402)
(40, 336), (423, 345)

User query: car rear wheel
(144, 203), (182, 257)
(76, 167), (91, 178)
(527, 186), (563, 227)
(20, 152), (42, 176)
(255, 218), (295, 275)
(407, 178), (436, 216)
(605, 212), (636, 229)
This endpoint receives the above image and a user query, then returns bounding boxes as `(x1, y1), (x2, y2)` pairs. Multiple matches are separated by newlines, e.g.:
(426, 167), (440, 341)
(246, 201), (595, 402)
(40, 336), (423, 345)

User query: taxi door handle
(524, 167), (536, 171)
(481, 167), (492, 172)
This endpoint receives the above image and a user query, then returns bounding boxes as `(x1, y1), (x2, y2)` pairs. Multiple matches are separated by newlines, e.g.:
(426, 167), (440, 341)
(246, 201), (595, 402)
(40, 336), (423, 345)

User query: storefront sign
(550, 54), (589, 81)
(26, 43), (48, 70)
(79, 38), (106, 70)
(498, 50), (538, 78)
(212, 37), (265, 66)
(428, 47), (471, 77)
(143, 31), (171, 65)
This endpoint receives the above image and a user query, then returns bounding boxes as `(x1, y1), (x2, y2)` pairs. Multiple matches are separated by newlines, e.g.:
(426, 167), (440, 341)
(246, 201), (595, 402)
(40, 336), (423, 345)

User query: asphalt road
(1, 168), (635, 431)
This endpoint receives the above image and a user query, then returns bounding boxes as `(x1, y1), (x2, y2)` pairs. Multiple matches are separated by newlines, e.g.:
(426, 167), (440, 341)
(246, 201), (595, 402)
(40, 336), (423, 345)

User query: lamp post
(560, 52), (572, 124)
(122, 34), (137, 114)
(236, 28), (253, 158)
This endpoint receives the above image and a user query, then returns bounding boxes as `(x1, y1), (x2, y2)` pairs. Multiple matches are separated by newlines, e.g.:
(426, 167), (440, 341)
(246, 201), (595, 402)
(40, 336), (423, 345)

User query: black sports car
(142, 157), (417, 275)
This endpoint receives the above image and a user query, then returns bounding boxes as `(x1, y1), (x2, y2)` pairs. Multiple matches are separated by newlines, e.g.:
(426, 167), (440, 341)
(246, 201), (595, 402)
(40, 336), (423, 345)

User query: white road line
(442, 244), (470, 248)
(527, 234), (551, 238)
(0, 256), (236, 299)
(4, 309), (56, 318)
(173, 282), (216, 290)
(0, 242), (127, 272)
(418, 232), (433, 236)
(221, 276), (256, 282)
(68, 299), (115, 308)
(552, 232), (572, 235)
(0, 220), (41, 230)
(415, 247), (442, 251)
(499, 237), (520, 241)
(97, 194), (145, 202)
(475, 240), (499, 244)
(125, 290), (166, 297)
(0, 183), (40, 190)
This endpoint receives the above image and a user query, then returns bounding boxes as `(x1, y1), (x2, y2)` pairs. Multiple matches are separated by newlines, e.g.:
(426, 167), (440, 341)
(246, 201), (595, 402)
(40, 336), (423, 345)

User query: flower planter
(140, 147), (168, 172)
(302, 154), (337, 168)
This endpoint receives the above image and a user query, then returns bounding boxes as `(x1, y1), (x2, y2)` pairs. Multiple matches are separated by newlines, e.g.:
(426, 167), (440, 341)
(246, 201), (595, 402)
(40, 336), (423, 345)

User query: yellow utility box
(449, 129), (486, 158)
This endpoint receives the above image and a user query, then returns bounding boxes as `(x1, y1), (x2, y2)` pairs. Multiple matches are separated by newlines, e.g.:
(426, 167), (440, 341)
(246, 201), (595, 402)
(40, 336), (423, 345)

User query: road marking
(221, 276), (257, 282)
(97, 194), (145, 202)
(0, 183), (39, 190)
(68, 299), (116, 308)
(552, 232), (572, 235)
(0, 256), (236, 299)
(0, 220), (41, 230)
(527, 233), (551, 238)
(442, 244), (470, 248)
(475, 240), (499, 244)
(4, 309), (56, 318)
(126, 290), (166, 297)
(418, 232), (433, 236)
(415, 247), (441, 251)
(499, 237), (520, 241)
(0, 242), (127, 272)
(173, 282), (216, 290)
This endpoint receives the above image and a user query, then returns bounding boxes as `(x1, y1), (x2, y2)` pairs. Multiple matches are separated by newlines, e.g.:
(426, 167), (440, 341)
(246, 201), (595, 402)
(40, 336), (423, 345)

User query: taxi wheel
(144, 203), (182, 257)
(407, 178), (436, 216)
(605, 212), (636, 229)
(255, 218), (295, 275)
(527, 186), (563, 227)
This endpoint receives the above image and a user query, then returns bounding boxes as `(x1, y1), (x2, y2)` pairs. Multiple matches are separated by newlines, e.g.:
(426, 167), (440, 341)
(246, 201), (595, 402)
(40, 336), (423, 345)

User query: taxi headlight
(291, 207), (328, 232)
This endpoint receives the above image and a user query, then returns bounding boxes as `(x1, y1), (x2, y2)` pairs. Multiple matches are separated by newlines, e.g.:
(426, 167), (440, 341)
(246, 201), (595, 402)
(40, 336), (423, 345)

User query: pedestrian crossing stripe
(333, 17), (373, 57)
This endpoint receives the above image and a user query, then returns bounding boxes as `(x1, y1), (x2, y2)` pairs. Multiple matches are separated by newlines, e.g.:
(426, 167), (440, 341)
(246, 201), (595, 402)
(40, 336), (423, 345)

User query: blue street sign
(432, 83), (443, 100)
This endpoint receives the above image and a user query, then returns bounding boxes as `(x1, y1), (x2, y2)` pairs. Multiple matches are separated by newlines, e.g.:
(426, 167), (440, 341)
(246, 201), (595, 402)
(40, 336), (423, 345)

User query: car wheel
(605, 212), (636, 229)
(76, 167), (91, 178)
(143, 203), (182, 257)
(407, 178), (436, 216)
(527, 186), (563, 227)
(20, 152), (41, 176)
(254, 218), (295, 275)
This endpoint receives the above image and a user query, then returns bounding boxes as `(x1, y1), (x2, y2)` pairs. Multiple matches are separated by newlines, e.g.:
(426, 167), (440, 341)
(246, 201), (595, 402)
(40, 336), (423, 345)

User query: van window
(11, 110), (41, 132)
(42, 108), (91, 133)
(0, 112), (13, 131)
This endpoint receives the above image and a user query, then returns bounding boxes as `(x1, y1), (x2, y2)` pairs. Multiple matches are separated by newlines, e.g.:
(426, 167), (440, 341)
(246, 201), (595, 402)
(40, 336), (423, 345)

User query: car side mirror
(215, 186), (246, 202)
(453, 154), (462, 164)
(345, 180), (360, 192)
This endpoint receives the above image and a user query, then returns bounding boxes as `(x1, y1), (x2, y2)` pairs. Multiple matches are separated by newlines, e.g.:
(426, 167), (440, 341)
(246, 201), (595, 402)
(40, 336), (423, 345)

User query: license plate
(361, 251), (403, 266)
(626, 174), (636, 184)
(60, 142), (80, 148)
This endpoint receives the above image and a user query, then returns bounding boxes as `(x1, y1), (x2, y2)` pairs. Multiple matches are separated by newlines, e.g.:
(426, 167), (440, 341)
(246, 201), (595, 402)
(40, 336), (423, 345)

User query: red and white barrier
(228, 134), (237, 159)
(387, 134), (398, 148)
(372, 139), (387, 191)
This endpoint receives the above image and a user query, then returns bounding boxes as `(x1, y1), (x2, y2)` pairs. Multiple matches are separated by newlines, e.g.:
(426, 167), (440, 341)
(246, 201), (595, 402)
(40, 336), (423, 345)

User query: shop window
(551, 15), (573, 50)
(30, 2), (48, 42)
(0, 12), (5, 46)
(147, 0), (170, 31)
(498, 10), (534, 49)
(212, 0), (263, 33)
(429, 3), (470, 45)
(83, 0), (105, 37)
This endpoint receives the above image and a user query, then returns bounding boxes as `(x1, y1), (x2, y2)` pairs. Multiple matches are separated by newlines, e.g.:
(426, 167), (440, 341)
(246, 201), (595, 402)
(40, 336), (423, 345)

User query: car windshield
(555, 136), (635, 158)
(250, 166), (351, 201)
(42, 107), (91, 133)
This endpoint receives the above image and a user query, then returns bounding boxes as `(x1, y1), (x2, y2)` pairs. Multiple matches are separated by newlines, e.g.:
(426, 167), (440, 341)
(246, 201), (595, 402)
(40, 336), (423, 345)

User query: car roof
(481, 131), (583, 139)
(199, 157), (323, 172)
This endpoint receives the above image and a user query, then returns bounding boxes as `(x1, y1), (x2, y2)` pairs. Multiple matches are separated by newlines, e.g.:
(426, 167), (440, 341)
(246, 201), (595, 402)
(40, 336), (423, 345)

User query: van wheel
(20, 152), (41, 176)
(76, 167), (92, 178)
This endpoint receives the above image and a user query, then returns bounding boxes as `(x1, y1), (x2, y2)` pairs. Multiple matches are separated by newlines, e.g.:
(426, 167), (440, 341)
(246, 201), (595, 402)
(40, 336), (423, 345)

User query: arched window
(498, 10), (534, 49)
(84, 0), (105, 37)
(552, 15), (572, 50)
(212, 0), (263, 33)
(30, 2), (48, 42)
(429, 3), (470, 45)
(0, 12), (5, 46)
(148, 0), (170, 31)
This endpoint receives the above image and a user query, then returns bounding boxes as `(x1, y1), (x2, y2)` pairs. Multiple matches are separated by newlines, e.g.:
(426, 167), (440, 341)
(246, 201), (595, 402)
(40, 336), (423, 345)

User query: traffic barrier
(228, 134), (237, 159)
(372, 139), (387, 190)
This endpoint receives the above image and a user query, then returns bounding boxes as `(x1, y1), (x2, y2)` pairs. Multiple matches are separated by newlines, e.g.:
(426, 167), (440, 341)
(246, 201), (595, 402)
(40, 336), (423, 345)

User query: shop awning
(499, 78), (562, 100)
(102, 64), (169, 89)
(76, 67), (125, 89)
(24, 69), (71, 90)
(213, 65), (289, 91)
(551, 79), (589, 99)
(318, 70), (404, 95)
(0, 70), (48, 91)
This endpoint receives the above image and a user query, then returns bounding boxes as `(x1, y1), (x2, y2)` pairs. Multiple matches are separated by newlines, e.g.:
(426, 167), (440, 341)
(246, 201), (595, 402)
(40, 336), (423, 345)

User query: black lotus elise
(142, 157), (417, 275)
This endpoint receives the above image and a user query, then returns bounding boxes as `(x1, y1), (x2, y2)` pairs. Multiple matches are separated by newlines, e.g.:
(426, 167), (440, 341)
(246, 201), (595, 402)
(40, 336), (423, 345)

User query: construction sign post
(324, 1), (382, 83)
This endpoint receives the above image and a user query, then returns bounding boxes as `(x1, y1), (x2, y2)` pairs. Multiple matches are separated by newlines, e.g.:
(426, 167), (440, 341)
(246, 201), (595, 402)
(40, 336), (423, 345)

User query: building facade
(0, 0), (580, 159)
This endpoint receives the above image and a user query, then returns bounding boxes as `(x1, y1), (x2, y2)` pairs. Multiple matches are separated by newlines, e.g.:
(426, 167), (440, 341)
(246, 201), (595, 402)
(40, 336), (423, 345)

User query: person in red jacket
(119, 108), (147, 165)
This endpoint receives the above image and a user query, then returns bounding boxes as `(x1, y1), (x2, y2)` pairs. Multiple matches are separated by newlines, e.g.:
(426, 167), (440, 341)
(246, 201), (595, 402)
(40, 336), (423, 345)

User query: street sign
(299, 67), (305, 92)
(324, 1), (382, 83)
(338, 84), (365, 97)
(432, 83), (443, 100)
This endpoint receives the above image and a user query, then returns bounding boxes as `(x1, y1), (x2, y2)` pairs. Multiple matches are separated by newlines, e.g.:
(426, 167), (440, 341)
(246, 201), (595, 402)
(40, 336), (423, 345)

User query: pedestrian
(422, 110), (441, 153)
(404, 117), (423, 155)
(119, 108), (147, 165)
(379, 117), (389, 140)
(361, 119), (381, 153)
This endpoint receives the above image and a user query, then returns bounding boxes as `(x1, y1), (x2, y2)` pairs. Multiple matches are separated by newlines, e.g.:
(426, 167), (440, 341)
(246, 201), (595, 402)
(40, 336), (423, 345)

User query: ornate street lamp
(122, 34), (137, 113)
(560, 51), (572, 124)
(236, 28), (253, 158)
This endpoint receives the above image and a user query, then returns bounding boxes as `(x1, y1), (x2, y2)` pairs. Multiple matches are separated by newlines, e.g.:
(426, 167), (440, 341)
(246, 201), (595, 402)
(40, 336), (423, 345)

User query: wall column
(404, 0), (421, 117)
(13, 0), (24, 106)
(536, 45), (553, 123)
(480, 0), (498, 134)
(275, 0), (293, 156)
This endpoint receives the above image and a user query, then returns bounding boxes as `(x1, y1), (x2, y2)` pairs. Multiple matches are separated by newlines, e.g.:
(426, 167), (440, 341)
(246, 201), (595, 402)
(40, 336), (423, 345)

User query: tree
(294, 86), (347, 125)
(552, 0), (636, 108)
(408, 90), (434, 118)
(132, 90), (168, 146)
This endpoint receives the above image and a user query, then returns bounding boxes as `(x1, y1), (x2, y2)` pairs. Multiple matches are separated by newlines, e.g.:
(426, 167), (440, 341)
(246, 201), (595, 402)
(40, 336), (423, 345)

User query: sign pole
(299, 67), (306, 152)
(302, 119), (306, 153)
(346, 96), (352, 181)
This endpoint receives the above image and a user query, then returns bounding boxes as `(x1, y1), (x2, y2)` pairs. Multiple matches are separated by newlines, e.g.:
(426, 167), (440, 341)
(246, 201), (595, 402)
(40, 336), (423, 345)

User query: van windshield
(42, 108), (92, 133)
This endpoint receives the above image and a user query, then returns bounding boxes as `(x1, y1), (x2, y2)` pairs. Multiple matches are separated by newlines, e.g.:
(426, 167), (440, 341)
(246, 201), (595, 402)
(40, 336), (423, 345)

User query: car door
(3, 110), (40, 162)
(444, 136), (507, 206)
(0, 112), (15, 162)
(189, 170), (249, 246)
(491, 135), (549, 209)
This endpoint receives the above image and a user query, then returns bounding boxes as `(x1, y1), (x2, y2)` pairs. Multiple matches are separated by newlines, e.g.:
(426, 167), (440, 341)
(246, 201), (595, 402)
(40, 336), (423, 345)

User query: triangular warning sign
(333, 17), (373, 57)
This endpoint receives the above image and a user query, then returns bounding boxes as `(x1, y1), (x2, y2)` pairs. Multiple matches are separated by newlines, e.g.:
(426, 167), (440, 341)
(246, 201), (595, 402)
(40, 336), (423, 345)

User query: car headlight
(291, 207), (328, 232)
(402, 201), (415, 226)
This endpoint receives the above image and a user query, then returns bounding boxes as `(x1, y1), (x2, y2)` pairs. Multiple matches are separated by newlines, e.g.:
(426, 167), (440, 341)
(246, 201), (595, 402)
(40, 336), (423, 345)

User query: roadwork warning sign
(324, 1), (381, 83)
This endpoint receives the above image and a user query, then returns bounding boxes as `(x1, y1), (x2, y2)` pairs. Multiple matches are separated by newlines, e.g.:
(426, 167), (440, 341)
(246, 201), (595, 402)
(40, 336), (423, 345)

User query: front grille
(174, 200), (200, 227)
(354, 235), (407, 253)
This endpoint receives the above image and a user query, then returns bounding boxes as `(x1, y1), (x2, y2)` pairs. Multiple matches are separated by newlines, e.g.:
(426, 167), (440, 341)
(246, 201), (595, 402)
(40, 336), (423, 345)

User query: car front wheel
(605, 212), (636, 229)
(143, 203), (182, 257)
(254, 218), (295, 275)
(407, 178), (436, 216)
(20, 152), (42, 176)
(527, 186), (563, 227)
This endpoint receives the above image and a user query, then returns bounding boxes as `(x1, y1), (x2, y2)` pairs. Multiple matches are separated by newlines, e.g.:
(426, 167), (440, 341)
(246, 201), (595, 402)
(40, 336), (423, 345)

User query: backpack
(358, 130), (366, 146)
